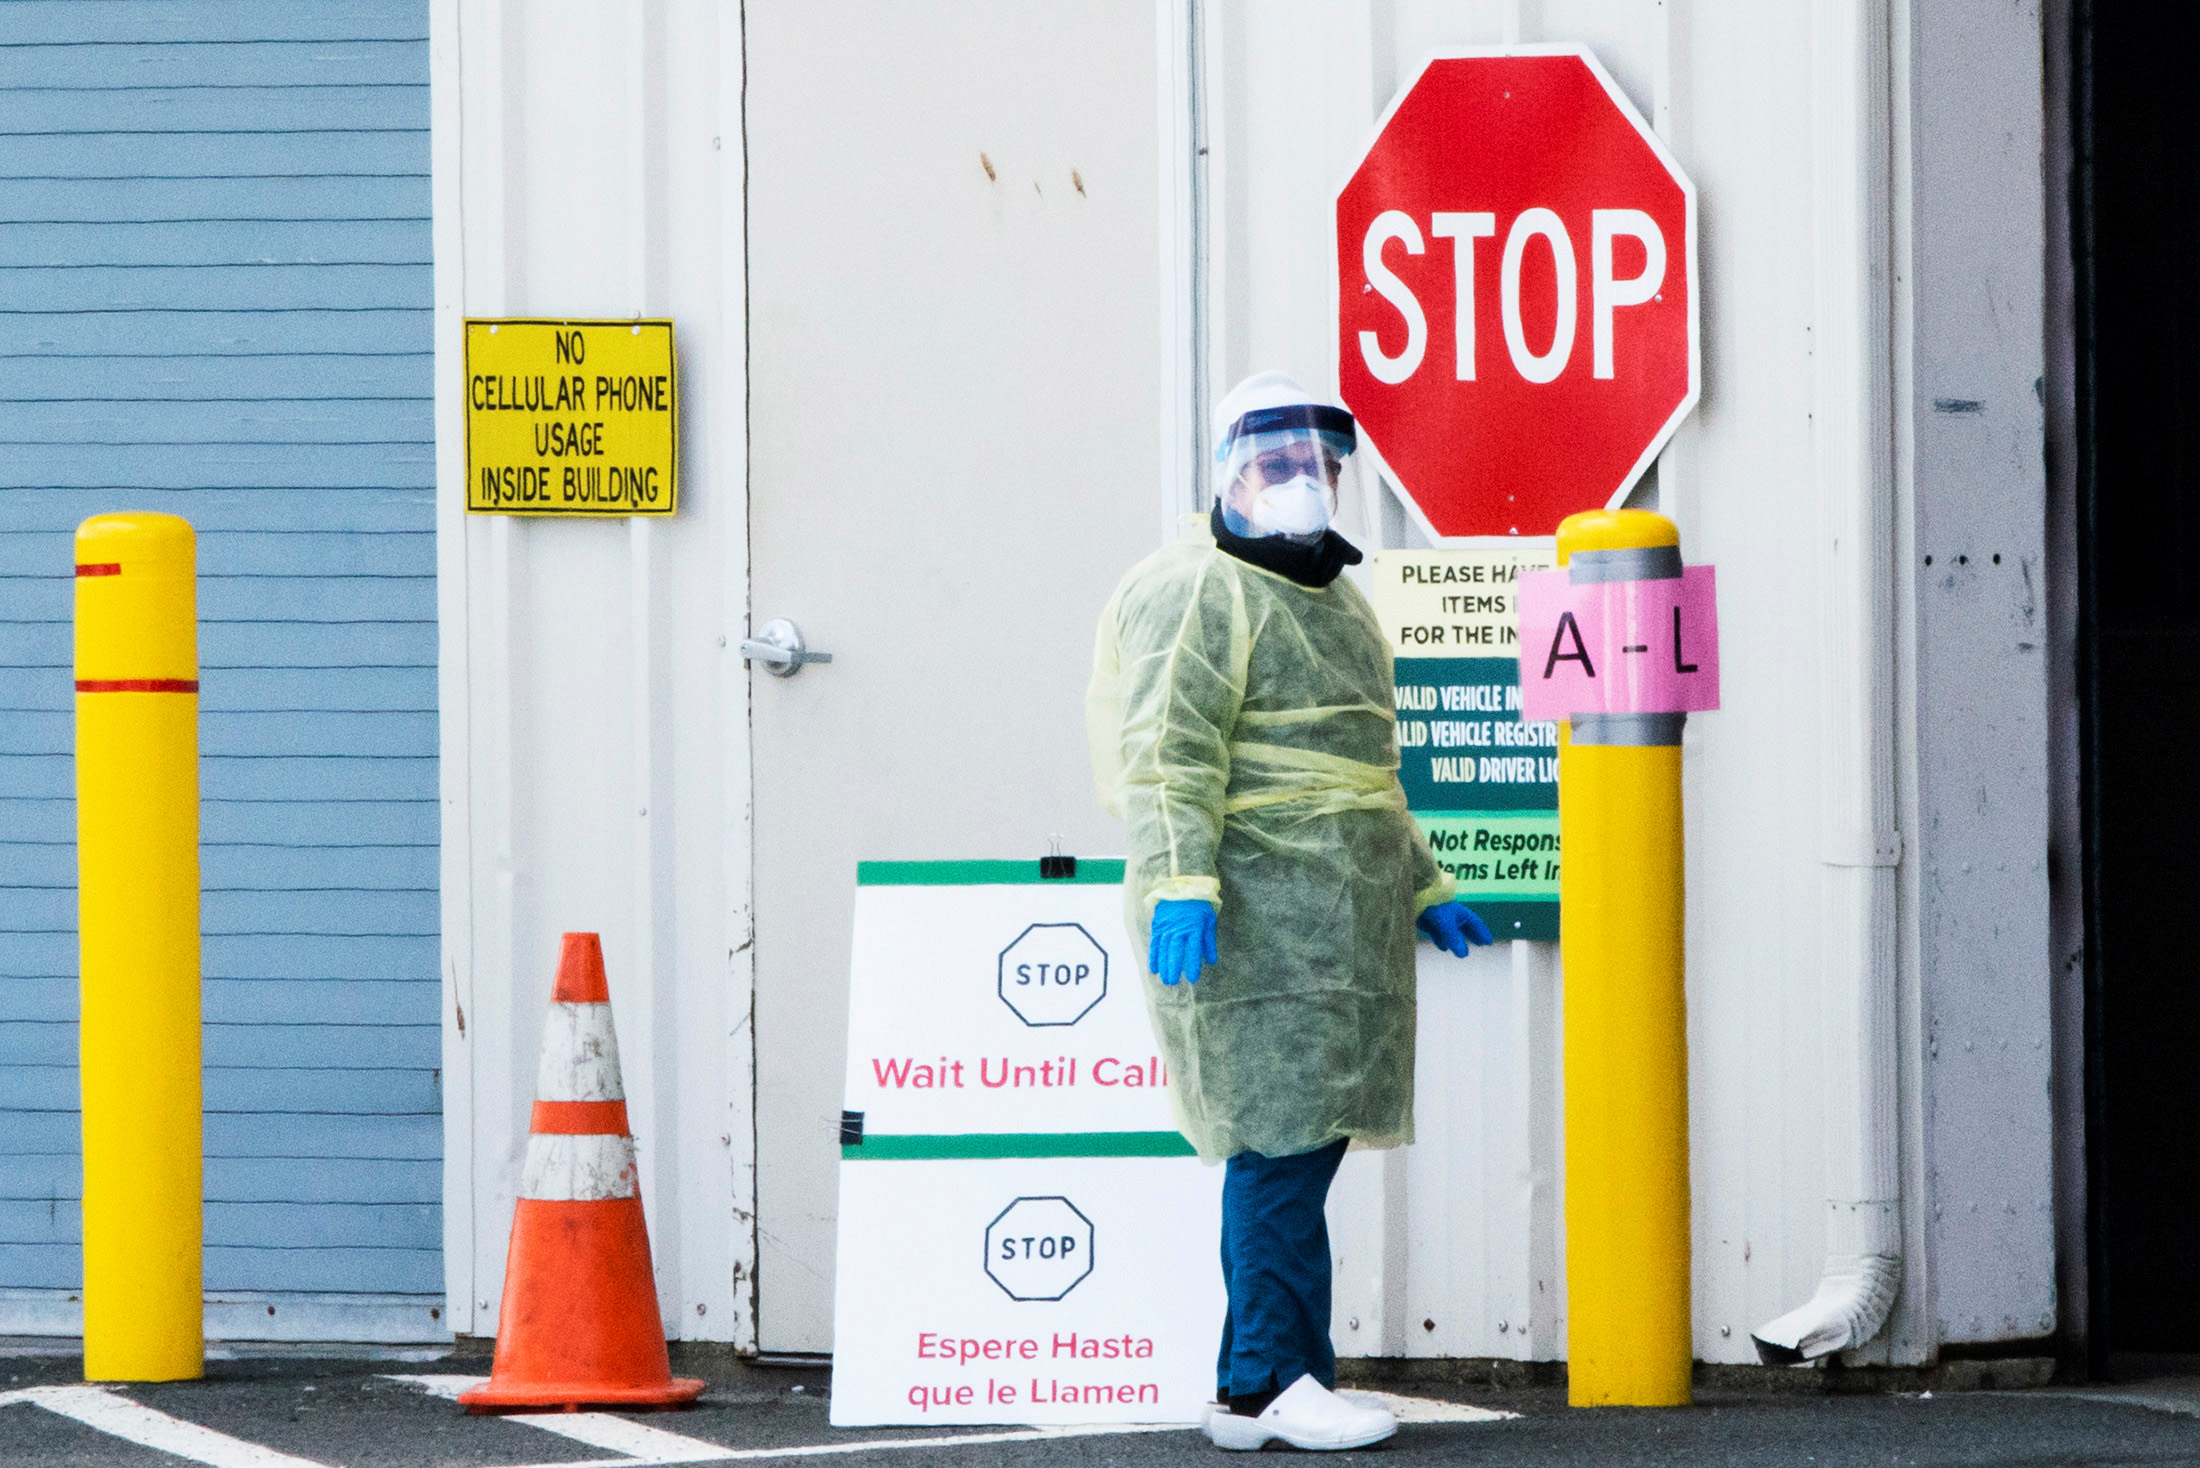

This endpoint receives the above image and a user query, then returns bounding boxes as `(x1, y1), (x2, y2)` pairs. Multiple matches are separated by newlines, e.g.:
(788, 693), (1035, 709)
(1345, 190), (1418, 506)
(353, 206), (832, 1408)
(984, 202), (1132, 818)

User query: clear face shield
(1214, 418), (1365, 543)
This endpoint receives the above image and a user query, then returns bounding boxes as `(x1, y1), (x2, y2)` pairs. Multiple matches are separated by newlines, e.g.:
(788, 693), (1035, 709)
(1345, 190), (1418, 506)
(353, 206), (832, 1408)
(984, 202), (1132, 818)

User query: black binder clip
(1039, 835), (1076, 880)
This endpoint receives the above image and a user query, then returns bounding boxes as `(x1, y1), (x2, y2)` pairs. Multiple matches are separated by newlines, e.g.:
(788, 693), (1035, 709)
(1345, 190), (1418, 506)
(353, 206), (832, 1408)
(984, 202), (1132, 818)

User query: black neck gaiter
(1210, 502), (1364, 588)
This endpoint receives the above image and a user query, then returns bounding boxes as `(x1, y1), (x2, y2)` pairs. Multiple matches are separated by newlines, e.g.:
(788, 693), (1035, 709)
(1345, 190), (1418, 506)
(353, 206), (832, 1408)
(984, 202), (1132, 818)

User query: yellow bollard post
(75, 513), (202, 1382)
(1558, 507), (1691, 1407)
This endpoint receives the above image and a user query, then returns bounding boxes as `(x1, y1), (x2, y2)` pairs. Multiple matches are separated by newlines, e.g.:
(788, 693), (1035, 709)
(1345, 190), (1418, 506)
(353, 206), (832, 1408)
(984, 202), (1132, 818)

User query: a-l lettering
(1543, 611), (1595, 680)
(1673, 604), (1699, 674)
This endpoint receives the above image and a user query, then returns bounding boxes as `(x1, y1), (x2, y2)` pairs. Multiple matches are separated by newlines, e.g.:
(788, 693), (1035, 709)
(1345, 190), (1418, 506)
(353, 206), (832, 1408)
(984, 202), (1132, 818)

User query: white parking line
(386, 1374), (1188, 1465)
(1345, 1389), (1514, 1424)
(504, 1410), (738, 1464)
(0, 1384), (334, 1468)
(0, 1374), (1504, 1468)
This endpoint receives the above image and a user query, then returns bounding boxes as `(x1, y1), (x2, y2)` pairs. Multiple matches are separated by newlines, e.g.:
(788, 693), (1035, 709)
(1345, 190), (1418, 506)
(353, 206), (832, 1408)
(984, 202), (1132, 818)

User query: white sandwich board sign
(828, 859), (1224, 1427)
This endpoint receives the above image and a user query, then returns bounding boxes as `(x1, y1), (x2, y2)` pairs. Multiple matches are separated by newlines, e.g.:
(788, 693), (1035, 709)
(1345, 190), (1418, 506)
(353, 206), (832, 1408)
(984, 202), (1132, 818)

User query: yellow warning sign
(465, 319), (676, 517)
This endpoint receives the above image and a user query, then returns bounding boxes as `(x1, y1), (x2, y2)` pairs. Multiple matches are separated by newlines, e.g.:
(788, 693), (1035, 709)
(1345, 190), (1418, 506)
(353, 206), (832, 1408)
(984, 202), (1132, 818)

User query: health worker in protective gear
(1087, 371), (1494, 1452)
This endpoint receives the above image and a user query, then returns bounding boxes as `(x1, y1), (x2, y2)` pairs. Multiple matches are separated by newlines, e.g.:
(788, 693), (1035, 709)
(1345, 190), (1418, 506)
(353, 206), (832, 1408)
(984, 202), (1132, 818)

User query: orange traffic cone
(459, 933), (704, 1411)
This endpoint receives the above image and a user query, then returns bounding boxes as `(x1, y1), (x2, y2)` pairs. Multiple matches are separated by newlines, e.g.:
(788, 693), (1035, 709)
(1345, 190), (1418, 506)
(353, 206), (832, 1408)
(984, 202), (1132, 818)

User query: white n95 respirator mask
(1246, 475), (1336, 538)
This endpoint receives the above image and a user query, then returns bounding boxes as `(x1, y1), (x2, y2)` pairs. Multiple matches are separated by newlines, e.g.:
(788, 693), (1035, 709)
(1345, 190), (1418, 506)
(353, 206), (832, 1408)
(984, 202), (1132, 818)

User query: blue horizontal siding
(0, 2), (438, 1304)
(2, 842), (433, 891)
(207, 846), (436, 891)
(0, 398), (434, 444)
(0, 174), (430, 224)
(0, 217), (430, 271)
(204, 800), (438, 847)
(0, 1155), (73, 1197)
(0, 1156), (441, 1205)
(0, 1023), (436, 1072)
(210, 1112), (442, 1159)
(2, 4), (426, 46)
(0, 309), (431, 356)
(0, 353), (432, 400)
(0, 42), (424, 89)
(0, 444), (433, 491)
(0, 262), (432, 312)
(0, 981), (68, 1023)
(0, 932), (439, 982)
(208, 758), (437, 802)
(217, 1022), (435, 1071)
(0, 130), (427, 179)
(0, 1199), (440, 1252)
(205, 889), (438, 935)
(0, 886), (435, 936)
(206, 1068), (440, 1114)
(1, 709), (436, 754)
(0, 981), (445, 1038)
(204, 580), (439, 626)
(0, 496), (435, 539)
(209, 1156), (441, 1204)
(0, 1201), (73, 1246)
(0, 1243), (77, 1288)
(0, 1025), (70, 1065)
(207, 710), (439, 755)
(205, 979), (439, 1026)
(0, 1065), (437, 1115)
(0, 654), (438, 707)
(210, 1201), (440, 1252)
(0, 797), (437, 847)
(0, 756), (434, 803)
(0, 1235), (443, 1292)
(0, 1109), (440, 1161)
(0, 88), (432, 138)
(0, 618), (434, 664)
(205, 933), (439, 981)
(206, 1245), (440, 1294)
(211, 619), (436, 662)
(0, 804), (68, 847)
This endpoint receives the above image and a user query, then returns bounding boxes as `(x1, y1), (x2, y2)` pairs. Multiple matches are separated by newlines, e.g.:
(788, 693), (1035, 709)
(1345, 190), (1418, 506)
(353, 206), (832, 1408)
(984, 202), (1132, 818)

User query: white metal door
(743, 0), (1163, 1352)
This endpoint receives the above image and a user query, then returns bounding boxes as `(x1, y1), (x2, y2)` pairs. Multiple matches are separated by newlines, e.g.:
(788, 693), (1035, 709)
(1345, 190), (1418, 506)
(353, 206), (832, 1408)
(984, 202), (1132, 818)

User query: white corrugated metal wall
(430, 0), (749, 1343)
(432, 0), (2055, 1363)
(1196, 0), (2052, 1366)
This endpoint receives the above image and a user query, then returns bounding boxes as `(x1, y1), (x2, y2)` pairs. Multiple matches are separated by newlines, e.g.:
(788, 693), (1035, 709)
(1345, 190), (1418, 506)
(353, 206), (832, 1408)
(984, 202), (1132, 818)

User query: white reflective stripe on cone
(536, 1001), (626, 1101)
(521, 1132), (639, 1201)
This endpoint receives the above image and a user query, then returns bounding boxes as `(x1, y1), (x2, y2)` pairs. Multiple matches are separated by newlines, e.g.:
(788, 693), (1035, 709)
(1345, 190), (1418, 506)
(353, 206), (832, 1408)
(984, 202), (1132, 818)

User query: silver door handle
(741, 618), (832, 677)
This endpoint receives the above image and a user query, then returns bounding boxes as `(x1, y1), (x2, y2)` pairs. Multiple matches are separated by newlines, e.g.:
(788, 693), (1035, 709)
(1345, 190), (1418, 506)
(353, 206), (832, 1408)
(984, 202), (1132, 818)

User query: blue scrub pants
(1216, 1138), (1349, 1400)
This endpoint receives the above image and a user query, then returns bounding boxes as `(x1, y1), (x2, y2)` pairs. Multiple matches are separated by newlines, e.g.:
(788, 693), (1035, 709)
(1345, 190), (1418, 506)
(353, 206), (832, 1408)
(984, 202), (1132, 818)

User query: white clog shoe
(1203, 1374), (1398, 1451)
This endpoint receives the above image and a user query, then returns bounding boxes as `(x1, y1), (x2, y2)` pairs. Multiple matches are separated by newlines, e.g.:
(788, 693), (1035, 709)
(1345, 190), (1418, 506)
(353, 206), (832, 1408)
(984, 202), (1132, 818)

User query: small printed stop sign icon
(1337, 48), (1698, 539)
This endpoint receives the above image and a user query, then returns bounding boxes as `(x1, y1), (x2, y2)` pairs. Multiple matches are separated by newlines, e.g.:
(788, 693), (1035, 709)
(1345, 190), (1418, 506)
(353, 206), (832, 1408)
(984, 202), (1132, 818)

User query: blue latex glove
(1416, 900), (1495, 958)
(1149, 899), (1219, 985)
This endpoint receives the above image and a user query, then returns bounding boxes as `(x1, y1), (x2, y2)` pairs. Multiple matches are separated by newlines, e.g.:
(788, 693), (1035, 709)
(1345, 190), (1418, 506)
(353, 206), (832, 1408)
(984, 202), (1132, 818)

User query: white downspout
(1753, 0), (1904, 1365)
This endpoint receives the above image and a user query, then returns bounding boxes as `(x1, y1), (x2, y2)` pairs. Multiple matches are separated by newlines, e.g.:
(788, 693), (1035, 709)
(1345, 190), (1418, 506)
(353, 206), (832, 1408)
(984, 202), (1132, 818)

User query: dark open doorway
(2075, 0), (2200, 1365)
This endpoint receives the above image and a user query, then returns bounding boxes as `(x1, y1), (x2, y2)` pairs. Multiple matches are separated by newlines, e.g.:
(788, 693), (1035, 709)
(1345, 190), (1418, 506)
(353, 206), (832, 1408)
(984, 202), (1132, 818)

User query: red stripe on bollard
(74, 563), (122, 576)
(75, 679), (199, 693)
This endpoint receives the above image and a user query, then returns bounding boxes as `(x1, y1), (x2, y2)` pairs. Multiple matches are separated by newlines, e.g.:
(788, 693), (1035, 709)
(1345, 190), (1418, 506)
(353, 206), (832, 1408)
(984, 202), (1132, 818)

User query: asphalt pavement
(5, 1341), (2200, 1467)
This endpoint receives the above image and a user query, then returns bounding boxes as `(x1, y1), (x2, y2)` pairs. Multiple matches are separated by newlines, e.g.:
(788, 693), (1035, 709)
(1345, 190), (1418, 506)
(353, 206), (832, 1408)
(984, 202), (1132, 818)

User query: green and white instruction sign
(829, 861), (1221, 1427)
(1369, 548), (1560, 940)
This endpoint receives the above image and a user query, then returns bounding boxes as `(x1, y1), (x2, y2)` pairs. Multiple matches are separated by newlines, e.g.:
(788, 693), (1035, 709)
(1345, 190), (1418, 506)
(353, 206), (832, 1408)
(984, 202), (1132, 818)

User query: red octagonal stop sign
(1337, 48), (1697, 539)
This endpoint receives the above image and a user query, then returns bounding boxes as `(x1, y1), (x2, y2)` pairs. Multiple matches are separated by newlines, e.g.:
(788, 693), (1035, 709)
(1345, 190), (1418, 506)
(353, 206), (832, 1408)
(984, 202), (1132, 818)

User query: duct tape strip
(1567, 544), (1684, 583)
(1570, 712), (1687, 746)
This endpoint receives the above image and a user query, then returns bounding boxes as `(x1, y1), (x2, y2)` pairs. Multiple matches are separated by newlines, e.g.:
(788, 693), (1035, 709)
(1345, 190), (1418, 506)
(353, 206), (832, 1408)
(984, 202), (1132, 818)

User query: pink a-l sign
(1515, 567), (1720, 721)
(1337, 48), (1699, 539)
